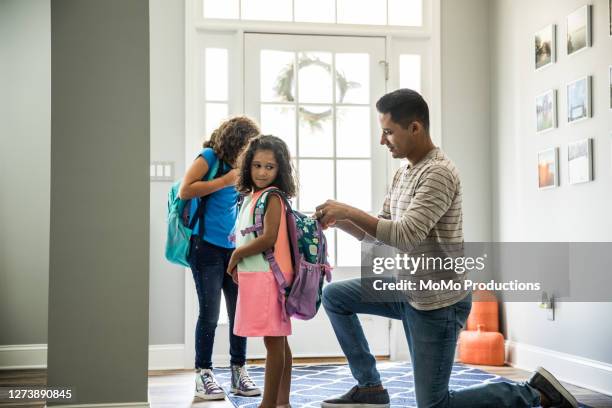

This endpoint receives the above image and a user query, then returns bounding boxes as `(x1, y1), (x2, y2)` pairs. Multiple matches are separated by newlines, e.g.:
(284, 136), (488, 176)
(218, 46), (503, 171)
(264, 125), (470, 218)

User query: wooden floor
(2, 360), (611, 407)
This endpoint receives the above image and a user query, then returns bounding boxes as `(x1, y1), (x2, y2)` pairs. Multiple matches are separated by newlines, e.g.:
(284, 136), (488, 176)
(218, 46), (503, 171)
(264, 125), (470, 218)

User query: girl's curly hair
(203, 116), (260, 166)
(236, 135), (297, 198)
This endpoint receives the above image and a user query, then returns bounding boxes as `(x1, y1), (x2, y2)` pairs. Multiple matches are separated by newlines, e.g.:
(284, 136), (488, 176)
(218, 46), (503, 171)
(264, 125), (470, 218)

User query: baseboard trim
(49, 403), (149, 408)
(0, 344), (186, 371)
(505, 340), (612, 397)
(0, 344), (47, 370)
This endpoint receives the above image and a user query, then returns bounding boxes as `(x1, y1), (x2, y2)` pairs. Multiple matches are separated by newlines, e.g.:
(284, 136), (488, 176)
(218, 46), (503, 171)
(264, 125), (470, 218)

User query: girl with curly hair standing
(179, 116), (262, 401)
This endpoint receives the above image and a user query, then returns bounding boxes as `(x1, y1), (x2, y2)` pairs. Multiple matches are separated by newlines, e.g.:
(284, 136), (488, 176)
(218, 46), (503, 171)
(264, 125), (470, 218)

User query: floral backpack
(239, 187), (332, 320)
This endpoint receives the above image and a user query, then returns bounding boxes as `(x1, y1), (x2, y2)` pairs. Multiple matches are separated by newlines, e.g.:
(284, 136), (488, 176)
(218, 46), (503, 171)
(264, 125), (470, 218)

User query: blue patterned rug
(215, 362), (591, 408)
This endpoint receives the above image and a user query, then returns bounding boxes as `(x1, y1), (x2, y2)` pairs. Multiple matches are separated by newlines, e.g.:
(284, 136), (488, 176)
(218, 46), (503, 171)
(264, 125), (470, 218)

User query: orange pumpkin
(458, 324), (505, 366)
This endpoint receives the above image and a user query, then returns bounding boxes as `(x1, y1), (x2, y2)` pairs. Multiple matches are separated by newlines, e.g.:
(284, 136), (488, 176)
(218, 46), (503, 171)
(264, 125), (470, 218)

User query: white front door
(243, 33), (389, 357)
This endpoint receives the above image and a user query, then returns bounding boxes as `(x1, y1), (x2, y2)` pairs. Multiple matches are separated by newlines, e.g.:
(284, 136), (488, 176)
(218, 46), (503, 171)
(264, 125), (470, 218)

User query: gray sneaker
(195, 369), (226, 400)
(230, 364), (262, 396)
(528, 367), (578, 408)
(321, 385), (390, 408)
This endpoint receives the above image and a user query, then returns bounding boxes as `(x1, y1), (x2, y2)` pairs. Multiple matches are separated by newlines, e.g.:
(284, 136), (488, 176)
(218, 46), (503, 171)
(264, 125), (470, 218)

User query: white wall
(490, 0), (612, 365)
(0, 0), (50, 346)
(149, 0), (186, 345)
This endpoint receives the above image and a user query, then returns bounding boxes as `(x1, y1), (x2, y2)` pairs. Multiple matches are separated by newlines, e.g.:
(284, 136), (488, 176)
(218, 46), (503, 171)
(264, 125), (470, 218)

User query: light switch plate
(150, 161), (175, 182)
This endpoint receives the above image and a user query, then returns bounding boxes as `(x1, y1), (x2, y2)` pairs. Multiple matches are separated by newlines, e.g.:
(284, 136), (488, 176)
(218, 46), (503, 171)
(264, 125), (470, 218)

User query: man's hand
(315, 200), (352, 229)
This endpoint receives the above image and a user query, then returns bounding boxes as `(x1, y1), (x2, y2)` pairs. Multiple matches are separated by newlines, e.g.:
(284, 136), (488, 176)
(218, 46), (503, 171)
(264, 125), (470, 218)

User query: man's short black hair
(375, 89), (430, 132)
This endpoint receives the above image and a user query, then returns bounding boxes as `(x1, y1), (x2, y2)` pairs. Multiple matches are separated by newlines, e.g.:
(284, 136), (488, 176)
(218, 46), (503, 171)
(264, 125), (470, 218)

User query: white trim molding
(0, 345), (187, 371)
(0, 344), (47, 370)
(50, 403), (149, 408)
(506, 340), (612, 397)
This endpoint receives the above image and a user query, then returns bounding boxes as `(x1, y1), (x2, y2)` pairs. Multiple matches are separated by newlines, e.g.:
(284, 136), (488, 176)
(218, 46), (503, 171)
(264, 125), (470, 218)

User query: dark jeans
(323, 278), (541, 408)
(189, 237), (246, 369)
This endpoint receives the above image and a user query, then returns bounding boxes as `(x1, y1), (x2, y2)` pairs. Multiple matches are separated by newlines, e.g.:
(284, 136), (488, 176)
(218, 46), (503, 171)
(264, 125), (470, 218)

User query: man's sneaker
(321, 385), (390, 408)
(230, 364), (262, 396)
(528, 367), (579, 408)
(195, 369), (225, 400)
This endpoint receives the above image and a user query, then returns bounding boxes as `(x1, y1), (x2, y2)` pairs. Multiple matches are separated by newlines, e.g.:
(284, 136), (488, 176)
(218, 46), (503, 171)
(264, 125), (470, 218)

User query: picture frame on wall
(568, 138), (593, 184)
(536, 89), (557, 133)
(567, 5), (592, 56)
(535, 24), (556, 70)
(538, 147), (559, 189)
(566, 76), (591, 123)
(609, 0), (612, 37)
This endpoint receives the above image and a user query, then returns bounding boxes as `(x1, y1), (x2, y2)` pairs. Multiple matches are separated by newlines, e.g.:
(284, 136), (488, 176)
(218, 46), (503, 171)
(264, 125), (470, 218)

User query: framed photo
(538, 148), (559, 189)
(566, 76), (591, 123)
(567, 5), (592, 56)
(536, 89), (557, 133)
(568, 138), (593, 184)
(609, 0), (612, 37)
(535, 25), (556, 70)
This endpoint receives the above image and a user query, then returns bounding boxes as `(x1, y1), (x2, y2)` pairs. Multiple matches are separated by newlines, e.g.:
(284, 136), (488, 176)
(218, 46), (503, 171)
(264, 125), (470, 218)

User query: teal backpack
(165, 159), (220, 267)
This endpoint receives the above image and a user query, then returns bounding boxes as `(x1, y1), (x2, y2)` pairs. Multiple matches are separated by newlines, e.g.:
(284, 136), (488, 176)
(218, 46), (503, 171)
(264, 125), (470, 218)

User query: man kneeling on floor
(314, 88), (579, 408)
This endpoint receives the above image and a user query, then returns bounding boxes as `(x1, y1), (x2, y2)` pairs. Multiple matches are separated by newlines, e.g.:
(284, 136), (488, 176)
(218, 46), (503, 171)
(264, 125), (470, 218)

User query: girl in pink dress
(227, 135), (297, 408)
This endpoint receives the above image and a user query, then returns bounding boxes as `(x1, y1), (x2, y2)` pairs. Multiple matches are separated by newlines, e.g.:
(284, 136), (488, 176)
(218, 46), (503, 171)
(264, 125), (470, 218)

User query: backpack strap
(251, 187), (291, 321)
(188, 156), (221, 239)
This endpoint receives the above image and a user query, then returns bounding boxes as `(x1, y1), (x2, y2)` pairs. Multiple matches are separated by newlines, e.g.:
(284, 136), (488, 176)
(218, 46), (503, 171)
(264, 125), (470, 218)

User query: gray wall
(0, 0), (51, 346)
(47, 0), (150, 404)
(441, 0), (492, 242)
(149, 0), (186, 345)
(490, 0), (612, 364)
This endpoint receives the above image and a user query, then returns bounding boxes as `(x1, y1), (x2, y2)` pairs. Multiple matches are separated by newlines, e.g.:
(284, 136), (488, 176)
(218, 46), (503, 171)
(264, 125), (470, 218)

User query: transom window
(203, 0), (423, 27)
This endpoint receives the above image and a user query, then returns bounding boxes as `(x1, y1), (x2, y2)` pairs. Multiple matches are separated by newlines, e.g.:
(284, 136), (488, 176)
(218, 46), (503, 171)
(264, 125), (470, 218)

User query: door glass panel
(337, 229), (362, 266)
(336, 107), (371, 157)
(335, 53), (369, 104)
(298, 105), (333, 157)
(298, 52), (333, 103)
(261, 105), (297, 156)
(399, 54), (421, 93)
(205, 103), (228, 137)
(337, 160), (371, 211)
(205, 48), (228, 101)
(298, 159), (334, 212)
(261, 50), (295, 102)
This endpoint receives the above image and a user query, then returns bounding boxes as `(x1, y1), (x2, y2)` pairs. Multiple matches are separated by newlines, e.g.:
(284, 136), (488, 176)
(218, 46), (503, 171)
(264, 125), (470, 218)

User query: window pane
(388, 0), (422, 26)
(335, 53), (369, 104)
(205, 48), (228, 101)
(337, 229), (362, 267)
(324, 229), (336, 267)
(336, 107), (371, 157)
(294, 0), (334, 23)
(205, 103), (228, 137)
(298, 160), (334, 212)
(399, 54), (421, 93)
(261, 50), (295, 102)
(337, 160), (371, 211)
(337, 0), (386, 25)
(298, 105), (333, 157)
(242, 0), (292, 21)
(261, 105), (297, 156)
(298, 52), (333, 103)
(203, 0), (239, 19)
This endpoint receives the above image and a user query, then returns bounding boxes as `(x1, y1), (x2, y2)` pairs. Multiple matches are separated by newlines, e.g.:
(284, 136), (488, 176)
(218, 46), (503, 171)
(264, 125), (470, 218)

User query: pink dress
(233, 188), (294, 337)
